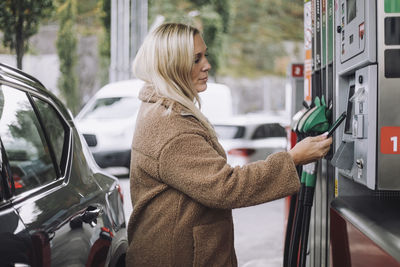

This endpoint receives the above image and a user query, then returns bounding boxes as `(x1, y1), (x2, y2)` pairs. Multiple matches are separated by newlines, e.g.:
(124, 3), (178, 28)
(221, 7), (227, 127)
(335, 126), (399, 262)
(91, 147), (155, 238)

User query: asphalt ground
(119, 178), (286, 267)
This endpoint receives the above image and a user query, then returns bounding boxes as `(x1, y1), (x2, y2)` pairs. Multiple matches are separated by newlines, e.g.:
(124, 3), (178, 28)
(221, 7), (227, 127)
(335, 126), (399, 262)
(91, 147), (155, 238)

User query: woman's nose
(203, 59), (211, 71)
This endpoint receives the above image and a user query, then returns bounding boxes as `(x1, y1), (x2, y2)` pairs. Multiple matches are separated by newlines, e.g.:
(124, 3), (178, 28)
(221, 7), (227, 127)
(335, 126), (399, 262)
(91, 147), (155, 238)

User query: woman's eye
(194, 53), (208, 64)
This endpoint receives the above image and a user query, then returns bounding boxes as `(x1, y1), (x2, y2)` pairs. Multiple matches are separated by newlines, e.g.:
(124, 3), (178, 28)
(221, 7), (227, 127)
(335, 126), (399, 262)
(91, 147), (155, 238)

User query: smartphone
(327, 111), (347, 137)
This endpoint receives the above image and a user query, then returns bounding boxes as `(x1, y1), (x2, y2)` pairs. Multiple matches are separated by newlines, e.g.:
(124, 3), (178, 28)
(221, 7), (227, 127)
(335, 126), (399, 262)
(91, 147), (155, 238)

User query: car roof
(212, 113), (290, 127)
(0, 62), (47, 93)
(95, 79), (145, 98)
(0, 62), (73, 121)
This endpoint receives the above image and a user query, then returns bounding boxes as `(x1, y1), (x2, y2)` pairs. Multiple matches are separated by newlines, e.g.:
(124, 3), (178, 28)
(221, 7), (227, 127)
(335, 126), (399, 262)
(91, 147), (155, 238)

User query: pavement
(233, 200), (285, 267)
(119, 178), (286, 267)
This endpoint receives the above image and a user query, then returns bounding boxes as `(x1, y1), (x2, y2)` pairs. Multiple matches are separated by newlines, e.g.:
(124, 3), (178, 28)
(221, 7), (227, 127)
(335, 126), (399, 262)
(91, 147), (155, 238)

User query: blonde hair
(132, 23), (215, 135)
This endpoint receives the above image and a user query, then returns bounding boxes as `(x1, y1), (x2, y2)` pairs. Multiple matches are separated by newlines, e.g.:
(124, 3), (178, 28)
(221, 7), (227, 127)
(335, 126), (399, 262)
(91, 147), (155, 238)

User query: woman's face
(191, 34), (211, 93)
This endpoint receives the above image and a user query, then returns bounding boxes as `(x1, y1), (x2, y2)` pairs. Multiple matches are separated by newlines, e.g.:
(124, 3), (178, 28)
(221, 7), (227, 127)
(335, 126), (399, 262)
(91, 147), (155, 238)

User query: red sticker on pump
(291, 64), (304, 77)
(359, 23), (365, 39)
(381, 127), (400, 154)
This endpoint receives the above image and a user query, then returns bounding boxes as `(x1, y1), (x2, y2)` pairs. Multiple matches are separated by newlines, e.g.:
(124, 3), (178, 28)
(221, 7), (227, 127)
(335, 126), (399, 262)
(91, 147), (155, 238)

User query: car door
(0, 83), (111, 266)
(0, 138), (34, 266)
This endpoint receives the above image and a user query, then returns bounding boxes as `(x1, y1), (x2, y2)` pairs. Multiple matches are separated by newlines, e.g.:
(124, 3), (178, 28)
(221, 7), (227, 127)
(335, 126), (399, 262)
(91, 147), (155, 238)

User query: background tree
(0, 0), (54, 69)
(226, 0), (303, 76)
(56, 0), (80, 114)
(147, 0), (303, 77)
(197, 5), (223, 76)
(188, 0), (231, 33)
(9, 108), (45, 158)
(148, 0), (230, 76)
(98, 0), (111, 86)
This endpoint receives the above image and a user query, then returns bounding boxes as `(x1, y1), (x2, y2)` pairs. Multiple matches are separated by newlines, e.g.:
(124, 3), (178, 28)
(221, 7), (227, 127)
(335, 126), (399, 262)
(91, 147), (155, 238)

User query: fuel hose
(299, 162), (317, 267)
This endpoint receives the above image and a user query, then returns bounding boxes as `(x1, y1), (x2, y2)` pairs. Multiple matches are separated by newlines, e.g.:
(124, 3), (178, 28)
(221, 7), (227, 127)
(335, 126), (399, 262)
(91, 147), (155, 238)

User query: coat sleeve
(158, 132), (300, 209)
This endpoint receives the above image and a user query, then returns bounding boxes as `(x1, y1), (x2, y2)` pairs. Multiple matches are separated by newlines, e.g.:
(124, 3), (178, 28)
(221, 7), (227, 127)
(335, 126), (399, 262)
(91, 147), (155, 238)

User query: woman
(126, 23), (332, 266)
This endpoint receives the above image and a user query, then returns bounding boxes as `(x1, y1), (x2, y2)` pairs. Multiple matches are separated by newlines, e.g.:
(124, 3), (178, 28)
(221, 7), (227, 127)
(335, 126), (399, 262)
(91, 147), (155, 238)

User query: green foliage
(211, 0), (231, 33)
(0, 0), (54, 69)
(224, 0), (304, 77)
(148, 0), (302, 77)
(56, 0), (80, 115)
(76, 0), (103, 34)
(149, 0), (195, 25)
(199, 5), (223, 76)
(187, 0), (231, 33)
(101, 0), (111, 32)
(148, 0), (229, 76)
(9, 108), (44, 156)
(98, 0), (111, 86)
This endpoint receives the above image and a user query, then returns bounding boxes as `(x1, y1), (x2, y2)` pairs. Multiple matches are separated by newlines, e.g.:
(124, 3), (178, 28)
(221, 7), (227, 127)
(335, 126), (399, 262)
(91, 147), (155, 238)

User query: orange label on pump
(304, 49), (312, 103)
(381, 127), (400, 154)
(304, 0), (312, 104)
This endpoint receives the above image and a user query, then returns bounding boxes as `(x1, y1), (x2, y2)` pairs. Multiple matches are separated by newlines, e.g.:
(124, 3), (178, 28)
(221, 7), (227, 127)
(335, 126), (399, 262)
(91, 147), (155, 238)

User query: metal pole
(131, 0), (137, 77)
(123, 0), (130, 79)
(110, 0), (118, 82)
(139, 0), (148, 47)
(117, 0), (124, 81)
(131, 0), (148, 78)
(110, 0), (148, 81)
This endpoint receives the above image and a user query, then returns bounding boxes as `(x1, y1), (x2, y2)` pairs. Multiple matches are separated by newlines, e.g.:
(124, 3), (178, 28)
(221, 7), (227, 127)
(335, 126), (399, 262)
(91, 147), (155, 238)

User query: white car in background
(213, 113), (290, 167)
(75, 80), (233, 174)
(199, 82), (233, 123)
(75, 79), (144, 174)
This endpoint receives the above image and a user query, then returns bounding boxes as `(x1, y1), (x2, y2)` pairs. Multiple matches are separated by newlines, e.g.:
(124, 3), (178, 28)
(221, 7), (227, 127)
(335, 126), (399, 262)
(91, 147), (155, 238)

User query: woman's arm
(159, 133), (300, 209)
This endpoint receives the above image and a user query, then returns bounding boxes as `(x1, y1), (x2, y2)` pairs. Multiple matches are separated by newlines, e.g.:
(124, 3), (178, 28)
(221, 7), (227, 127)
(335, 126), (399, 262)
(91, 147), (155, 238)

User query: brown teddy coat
(126, 86), (300, 267)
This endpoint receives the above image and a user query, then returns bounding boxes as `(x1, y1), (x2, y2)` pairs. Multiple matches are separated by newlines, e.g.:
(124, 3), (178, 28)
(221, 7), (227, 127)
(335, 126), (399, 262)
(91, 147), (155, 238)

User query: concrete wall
(217, 76), (287, 115)
(0, 24), (102, 109)
(0, 54), (60, 95)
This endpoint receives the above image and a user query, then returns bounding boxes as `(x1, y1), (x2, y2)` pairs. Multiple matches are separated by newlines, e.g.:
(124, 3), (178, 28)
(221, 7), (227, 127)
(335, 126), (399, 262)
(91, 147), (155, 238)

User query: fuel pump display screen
(347, 0), (356, 24)
(385, 49), (400, 78)
(385, 17), (400, 45)
(345, 85), (355, 134)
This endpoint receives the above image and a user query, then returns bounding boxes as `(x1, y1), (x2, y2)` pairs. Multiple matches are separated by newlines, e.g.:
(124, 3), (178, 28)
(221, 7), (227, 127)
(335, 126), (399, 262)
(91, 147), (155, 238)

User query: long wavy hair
(132, 23), (215, 135)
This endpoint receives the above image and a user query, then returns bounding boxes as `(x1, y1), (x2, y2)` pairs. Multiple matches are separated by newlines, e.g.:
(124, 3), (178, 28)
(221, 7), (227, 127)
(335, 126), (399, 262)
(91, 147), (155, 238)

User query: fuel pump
(330, 1), (400, 264)
(332, 0), (400, 190)
(291, 0), (400, 266)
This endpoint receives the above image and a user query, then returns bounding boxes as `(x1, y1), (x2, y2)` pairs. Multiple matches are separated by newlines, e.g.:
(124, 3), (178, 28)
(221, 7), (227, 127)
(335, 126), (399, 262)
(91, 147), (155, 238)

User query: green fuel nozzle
(303, 162), (317, 188)
(300, 96), (330, 134)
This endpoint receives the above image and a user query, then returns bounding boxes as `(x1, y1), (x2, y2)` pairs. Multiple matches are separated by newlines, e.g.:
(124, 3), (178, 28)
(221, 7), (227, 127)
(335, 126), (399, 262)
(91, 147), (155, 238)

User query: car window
(0, 85), (57, 195)
(0, 140), (14, 200)
(0, 154), (3, 201)
(251, 123), (286, 140)
(33, 97), (68, 174)
(214, 125), (246, 139)
(82, 97), (140, 119)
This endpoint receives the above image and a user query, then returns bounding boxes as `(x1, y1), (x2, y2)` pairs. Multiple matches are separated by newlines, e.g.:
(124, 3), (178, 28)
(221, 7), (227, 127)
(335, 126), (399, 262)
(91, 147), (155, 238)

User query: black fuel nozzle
(325, 100), (333, 124)
(302, 100), (310, 109)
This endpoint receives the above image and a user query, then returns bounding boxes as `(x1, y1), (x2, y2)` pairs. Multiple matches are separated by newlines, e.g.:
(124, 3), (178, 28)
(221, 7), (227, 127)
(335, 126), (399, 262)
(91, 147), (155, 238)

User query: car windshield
(82, 97), (140, 119)
(214, 125), (245, 139)
(251, 123), (286, 140)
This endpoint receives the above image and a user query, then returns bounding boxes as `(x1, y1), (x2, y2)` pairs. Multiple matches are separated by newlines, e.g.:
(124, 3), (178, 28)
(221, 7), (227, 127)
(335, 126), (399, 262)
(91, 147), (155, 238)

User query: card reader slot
(332, 140), (354, 170)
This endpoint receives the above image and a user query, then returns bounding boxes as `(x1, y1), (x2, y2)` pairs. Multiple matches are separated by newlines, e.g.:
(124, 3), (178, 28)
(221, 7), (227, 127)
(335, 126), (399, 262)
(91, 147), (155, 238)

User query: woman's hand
(288, 133), (333, 165)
